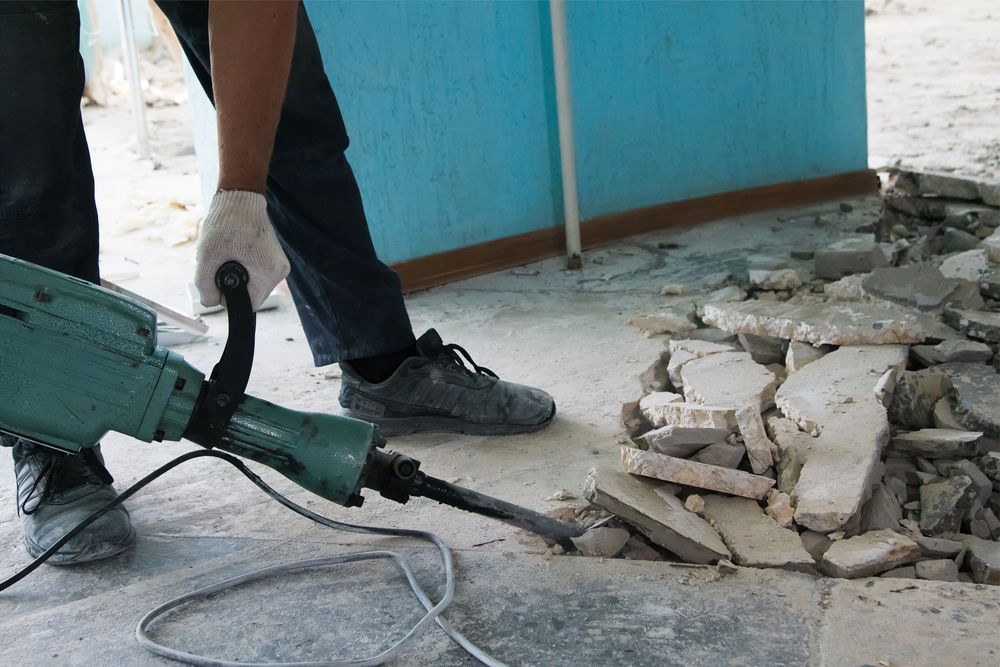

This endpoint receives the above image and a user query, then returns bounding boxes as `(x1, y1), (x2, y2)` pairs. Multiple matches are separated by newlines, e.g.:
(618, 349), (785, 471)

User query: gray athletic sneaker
(12, 440), (135, 565)
(339, 329), (556, 436)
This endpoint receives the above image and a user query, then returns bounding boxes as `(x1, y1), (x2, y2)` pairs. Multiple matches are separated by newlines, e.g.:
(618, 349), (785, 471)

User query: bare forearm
(208, 0), (297, 193)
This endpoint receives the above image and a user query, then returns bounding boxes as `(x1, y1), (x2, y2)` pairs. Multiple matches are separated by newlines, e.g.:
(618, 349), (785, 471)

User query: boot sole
(25, 526), (136, 566)
(345, 407), (556, 437)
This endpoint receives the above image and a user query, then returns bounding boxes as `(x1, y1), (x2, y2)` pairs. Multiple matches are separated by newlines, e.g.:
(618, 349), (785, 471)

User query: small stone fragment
(620, 400), (649, 438)
(888, 370), (954, 429)
(941, 228), (983, 254)
(583, 466), (729, 563)
(735, 404), (775, 474)
(701, 495), (813, 572)
(934, 363), (1000, 438)
(888, 429), (983, 459)
(683, 494), (705, 516)
(570, 526), (631, 558)
(688, 440), (746, 469)
(814, 235), (891, 279)
(749, 268), (802, 291)
(872, 367), (898, 407)
(638, 350), (671, 394)
(620, 447), (774, 500)
(820, 529), (921, 578)
(983, 228), (1000, 264)
(659, 283), (687, 296)
(920, 476), (978, 535)
(765, 489), (795, 529)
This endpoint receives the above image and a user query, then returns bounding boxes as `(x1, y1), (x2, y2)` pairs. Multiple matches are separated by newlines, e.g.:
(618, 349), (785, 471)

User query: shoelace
(437, 343), (498, 379)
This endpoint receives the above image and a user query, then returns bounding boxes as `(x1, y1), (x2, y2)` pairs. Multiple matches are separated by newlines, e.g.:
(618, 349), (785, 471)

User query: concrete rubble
(554, 170), (1000, 586)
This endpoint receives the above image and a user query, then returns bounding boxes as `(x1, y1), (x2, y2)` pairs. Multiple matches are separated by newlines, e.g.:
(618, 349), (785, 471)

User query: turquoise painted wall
(192, 1), (867, 264)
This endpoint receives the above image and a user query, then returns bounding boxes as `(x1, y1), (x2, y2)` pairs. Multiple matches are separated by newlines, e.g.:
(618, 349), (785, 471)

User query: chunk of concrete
(937, 459), (993, 505)
(934, 363), (1000, 438)
(767, 416), (818, 495)
(638, 392), (684, 427)
(735, 404), (775, 474)
(861, 265), (961, 311)
(911, 339), (993, 365)
(619, 535), (663, 561)
(938, 249), (991, 282)
(620, 447), (774, 500)
(983, 228), (1000, 264)
(687, 327), (739, 345)
(570, 526), (631, 558)
(943, 308), (1000, 343)
(888, 370), (954, 429)
(942, 228), (984, 253)
(680, 351), (779, 413)
(749, 268), (802, 291)
(639, 401), (737, 432)
(920, 476), (978, 535)
(703, 300), (924, 346)
(814, 235), (891, 279)
(914, 536), (965, 559)
(894, 170), (983, 201)
(777, 346), (909, 532)
(915, 559), (960, 582)
(639, 425), (728, 458)
(583, 466), (729, 564)
(888, 429), (983, 459)
(665, 339), (734, 387)
(765, 489), (795, 529)
(638, 350), (671, 394)
(982, 182), (1000, 206)
(737, 333), (785, 365)
(701, 495), (813, 572)
(932, 397), (966, 431)
(785, 341), (832, 373)
(885, 194), (948, 219)
(821, 529), (921, 578)
(620, 401), (648, 439)
(688, 440), (745, 469)
(800, 530), (832, 562)
(950, 533), (1000, 585)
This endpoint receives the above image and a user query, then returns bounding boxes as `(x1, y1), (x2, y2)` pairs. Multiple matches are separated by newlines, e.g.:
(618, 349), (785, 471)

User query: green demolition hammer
(0, 253), (579, 547)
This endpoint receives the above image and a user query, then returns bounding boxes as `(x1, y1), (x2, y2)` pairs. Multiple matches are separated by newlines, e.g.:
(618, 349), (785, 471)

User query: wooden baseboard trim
(393, 169), (878, 293)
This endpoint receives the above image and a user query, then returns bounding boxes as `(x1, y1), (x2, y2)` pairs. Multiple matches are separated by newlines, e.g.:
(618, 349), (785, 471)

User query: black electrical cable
(0, 449), (504, 666)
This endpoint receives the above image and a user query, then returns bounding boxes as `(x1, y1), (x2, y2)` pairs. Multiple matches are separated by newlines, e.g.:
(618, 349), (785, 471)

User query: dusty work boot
(12, 440), (135, 565)
(339, 329), (556, 436)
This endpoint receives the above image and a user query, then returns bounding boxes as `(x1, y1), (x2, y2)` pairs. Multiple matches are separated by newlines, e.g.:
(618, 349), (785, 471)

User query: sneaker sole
(345, 408), (556, 437)
(25, 526), (136, 566)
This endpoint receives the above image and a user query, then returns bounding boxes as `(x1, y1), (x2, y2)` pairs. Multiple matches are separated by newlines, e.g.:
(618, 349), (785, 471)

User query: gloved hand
(195, 190), (290, 311)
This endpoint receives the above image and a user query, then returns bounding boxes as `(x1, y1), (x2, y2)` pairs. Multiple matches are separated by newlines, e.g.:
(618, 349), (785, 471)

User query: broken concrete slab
(638, 401), (737, 432)
(776, 345), (909, 532)
(943, 308), (1000, 343)
(888, 429), (983, 459)
(814, 235), (891, 279)
(703, 300), (924, 346)
(824, 274), (869, 302)
(785, 341), (832, 374)
(638, 391), (684, 427)
(894, 170), (983, 201)
(680, 351), (779, 413)
(737, 333), (785, 365)
(583, 466), (729, 564)
(938, 249), (991, 282)
(861, 264), (961, 310)
(914, 536), (965, 559)
(688, 440), (745, 469)
(933, 363), (1000, 439)
(937, 459), (993, 505)
(920, 475), (978, 535)
(911, 339), (993, 365)
(570, 526), (631, 558)
(665, 338), (735, 387)
(620, 447), (774, 500)
(701, 495), (813, 572)
(888, 370), (954, 429)
(915, 559), (960, 582)
(820, 529), (921, 579)
(950, 534), (1000, 585)
(640, 425), (729, 458)
(735, 404), (776, 474)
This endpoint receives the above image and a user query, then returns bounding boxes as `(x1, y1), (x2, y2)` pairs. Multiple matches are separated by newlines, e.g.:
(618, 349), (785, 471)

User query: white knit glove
(195, 190), (290, 311)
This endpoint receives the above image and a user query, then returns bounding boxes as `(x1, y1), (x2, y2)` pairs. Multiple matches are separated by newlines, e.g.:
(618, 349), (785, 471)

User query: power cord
(1, 449), (505, 667)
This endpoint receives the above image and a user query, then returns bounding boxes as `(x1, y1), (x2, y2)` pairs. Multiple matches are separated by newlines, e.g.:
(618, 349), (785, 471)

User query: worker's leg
(156, 1), (555, 435)
(155, 0), (415, 366)
(0, 0), (134, 564)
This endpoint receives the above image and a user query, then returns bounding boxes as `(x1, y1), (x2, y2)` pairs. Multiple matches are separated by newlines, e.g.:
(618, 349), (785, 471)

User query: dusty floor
(3, 2), (1000, 665)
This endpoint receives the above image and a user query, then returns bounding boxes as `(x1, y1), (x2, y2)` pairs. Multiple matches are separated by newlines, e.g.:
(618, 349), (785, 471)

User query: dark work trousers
(0, 0), (415, 366)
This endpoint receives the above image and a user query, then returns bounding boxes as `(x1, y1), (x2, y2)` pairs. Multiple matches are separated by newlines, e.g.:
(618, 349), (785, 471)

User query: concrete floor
(3, 196), (1000, 665)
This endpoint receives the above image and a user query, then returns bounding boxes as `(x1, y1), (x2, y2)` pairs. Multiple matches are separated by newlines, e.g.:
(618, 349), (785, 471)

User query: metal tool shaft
(411, 472), (582, 549)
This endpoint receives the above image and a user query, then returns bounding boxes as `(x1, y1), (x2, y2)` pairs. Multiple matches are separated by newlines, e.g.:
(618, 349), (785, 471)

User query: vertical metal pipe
(549, 0), (582, 269)
(116, 0), (151, 159)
